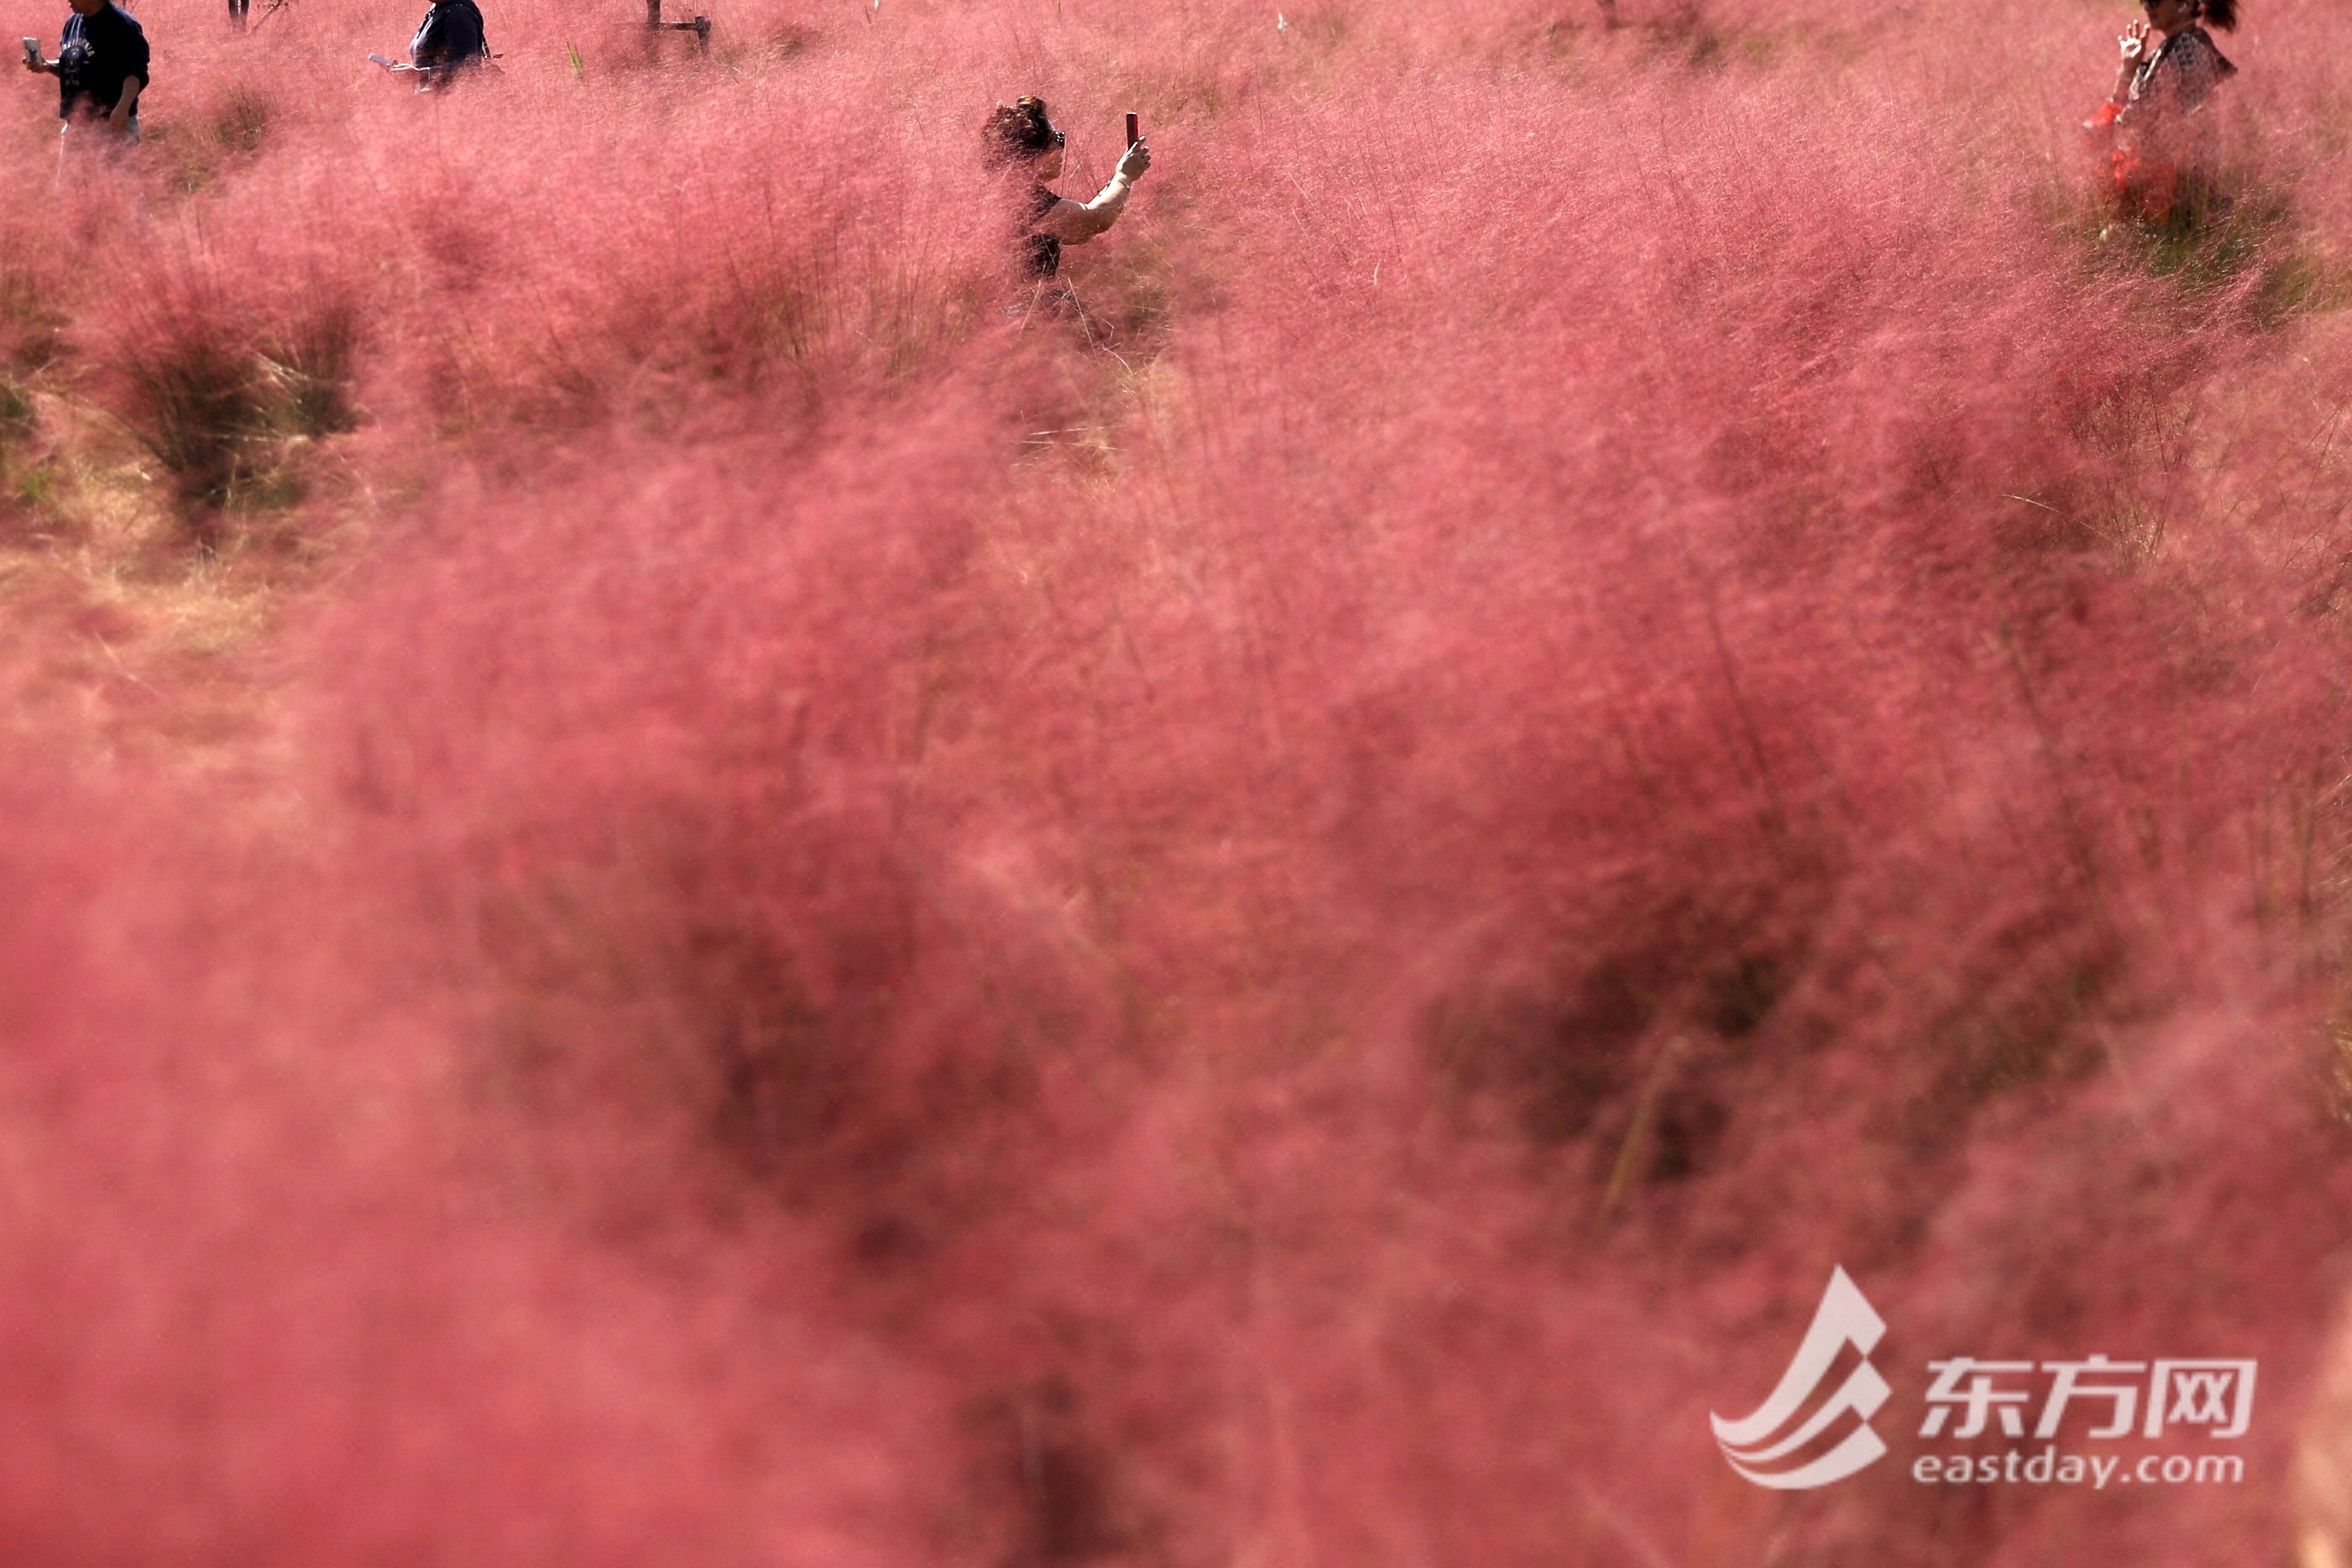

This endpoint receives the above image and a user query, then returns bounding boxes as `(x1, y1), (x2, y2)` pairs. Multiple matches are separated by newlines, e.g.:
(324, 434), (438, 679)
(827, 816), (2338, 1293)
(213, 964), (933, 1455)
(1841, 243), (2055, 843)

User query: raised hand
(1116, 138), (1152, 183)
(2119, 18), (2149, 62)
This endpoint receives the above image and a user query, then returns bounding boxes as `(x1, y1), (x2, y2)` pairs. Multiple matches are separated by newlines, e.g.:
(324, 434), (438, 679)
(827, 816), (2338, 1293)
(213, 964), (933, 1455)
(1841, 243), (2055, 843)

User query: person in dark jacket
(409, 0), (488, 89)
(24, 0), (148, 161)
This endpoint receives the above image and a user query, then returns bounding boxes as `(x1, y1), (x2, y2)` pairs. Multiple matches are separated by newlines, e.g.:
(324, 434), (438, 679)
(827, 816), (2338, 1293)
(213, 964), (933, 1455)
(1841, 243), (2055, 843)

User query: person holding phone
(24, 0), (147, 165)
(982, 96), (1152, 282)
(2086, 0), (2239, 222)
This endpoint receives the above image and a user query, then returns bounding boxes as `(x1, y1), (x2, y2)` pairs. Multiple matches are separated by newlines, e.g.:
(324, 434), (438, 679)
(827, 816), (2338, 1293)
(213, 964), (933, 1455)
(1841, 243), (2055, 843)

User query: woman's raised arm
(1040, 139), (1152, 245)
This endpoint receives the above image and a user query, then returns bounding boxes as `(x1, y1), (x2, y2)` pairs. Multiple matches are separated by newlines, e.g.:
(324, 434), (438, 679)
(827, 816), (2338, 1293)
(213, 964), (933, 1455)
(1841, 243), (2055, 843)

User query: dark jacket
(410, 0), (487, 72)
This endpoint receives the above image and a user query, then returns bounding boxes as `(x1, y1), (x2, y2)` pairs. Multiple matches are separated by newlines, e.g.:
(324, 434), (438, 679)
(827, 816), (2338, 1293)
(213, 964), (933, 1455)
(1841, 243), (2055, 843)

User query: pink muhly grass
(3, 0), (2352, 1562)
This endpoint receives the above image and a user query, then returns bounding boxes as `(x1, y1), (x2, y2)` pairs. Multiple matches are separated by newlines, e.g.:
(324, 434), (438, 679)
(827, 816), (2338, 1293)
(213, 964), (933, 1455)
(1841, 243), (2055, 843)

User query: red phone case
(1126, 112), (1140, 148)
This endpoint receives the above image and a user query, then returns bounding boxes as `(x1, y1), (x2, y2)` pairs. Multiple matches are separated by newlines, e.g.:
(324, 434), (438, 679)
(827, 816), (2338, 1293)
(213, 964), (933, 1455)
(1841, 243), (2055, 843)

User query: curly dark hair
(2197, 0), (2239, 30)
(983, 96), (1058, 166)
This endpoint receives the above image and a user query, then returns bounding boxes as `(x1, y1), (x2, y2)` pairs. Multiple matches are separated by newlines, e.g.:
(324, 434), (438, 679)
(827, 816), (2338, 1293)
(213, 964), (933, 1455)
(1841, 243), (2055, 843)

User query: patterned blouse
(2117, 24), (2237, 128)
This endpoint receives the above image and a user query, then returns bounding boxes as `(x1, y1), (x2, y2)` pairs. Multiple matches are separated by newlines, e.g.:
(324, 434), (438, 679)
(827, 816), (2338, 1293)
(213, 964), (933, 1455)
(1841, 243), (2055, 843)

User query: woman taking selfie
(2088, 0), (2239, 222)
(983, 95), (1152, 285)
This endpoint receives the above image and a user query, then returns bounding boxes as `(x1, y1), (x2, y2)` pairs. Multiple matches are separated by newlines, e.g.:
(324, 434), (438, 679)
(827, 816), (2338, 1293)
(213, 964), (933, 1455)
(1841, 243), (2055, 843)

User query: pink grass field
(6, 0), (2352, 1560)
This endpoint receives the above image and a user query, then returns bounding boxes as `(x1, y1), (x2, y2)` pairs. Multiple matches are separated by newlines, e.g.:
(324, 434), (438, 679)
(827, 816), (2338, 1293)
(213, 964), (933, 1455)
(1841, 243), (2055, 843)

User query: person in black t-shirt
(982, 96), (1152, 283)
(24, 0), (148, 152)
(409, 0), (489, 90)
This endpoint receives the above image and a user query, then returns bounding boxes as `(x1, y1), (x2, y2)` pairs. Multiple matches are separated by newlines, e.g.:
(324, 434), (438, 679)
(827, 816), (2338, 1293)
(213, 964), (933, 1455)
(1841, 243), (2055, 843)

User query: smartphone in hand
(1126, 112), (1140, 148)
(22, 38), (43, 69)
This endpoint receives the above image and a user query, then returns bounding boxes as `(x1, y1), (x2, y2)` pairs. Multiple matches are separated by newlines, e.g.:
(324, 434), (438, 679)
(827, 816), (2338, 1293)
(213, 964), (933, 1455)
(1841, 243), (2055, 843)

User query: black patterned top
(1022, 184), (1064, 279)
(2118, 24), (2237, 127)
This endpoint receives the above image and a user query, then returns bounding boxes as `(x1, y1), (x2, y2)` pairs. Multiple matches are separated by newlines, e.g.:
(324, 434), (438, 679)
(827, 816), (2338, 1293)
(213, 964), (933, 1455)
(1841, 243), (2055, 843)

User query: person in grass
(983, 96), (1152, 285)
(24, 0), (148, 157)
(2087, 0), (2239, 223)
(409, 0), (489, 89)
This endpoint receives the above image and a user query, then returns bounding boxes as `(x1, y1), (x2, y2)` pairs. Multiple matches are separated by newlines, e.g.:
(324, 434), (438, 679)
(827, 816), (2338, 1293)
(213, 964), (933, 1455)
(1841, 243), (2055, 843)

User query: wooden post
(648, 0), (711, 46)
